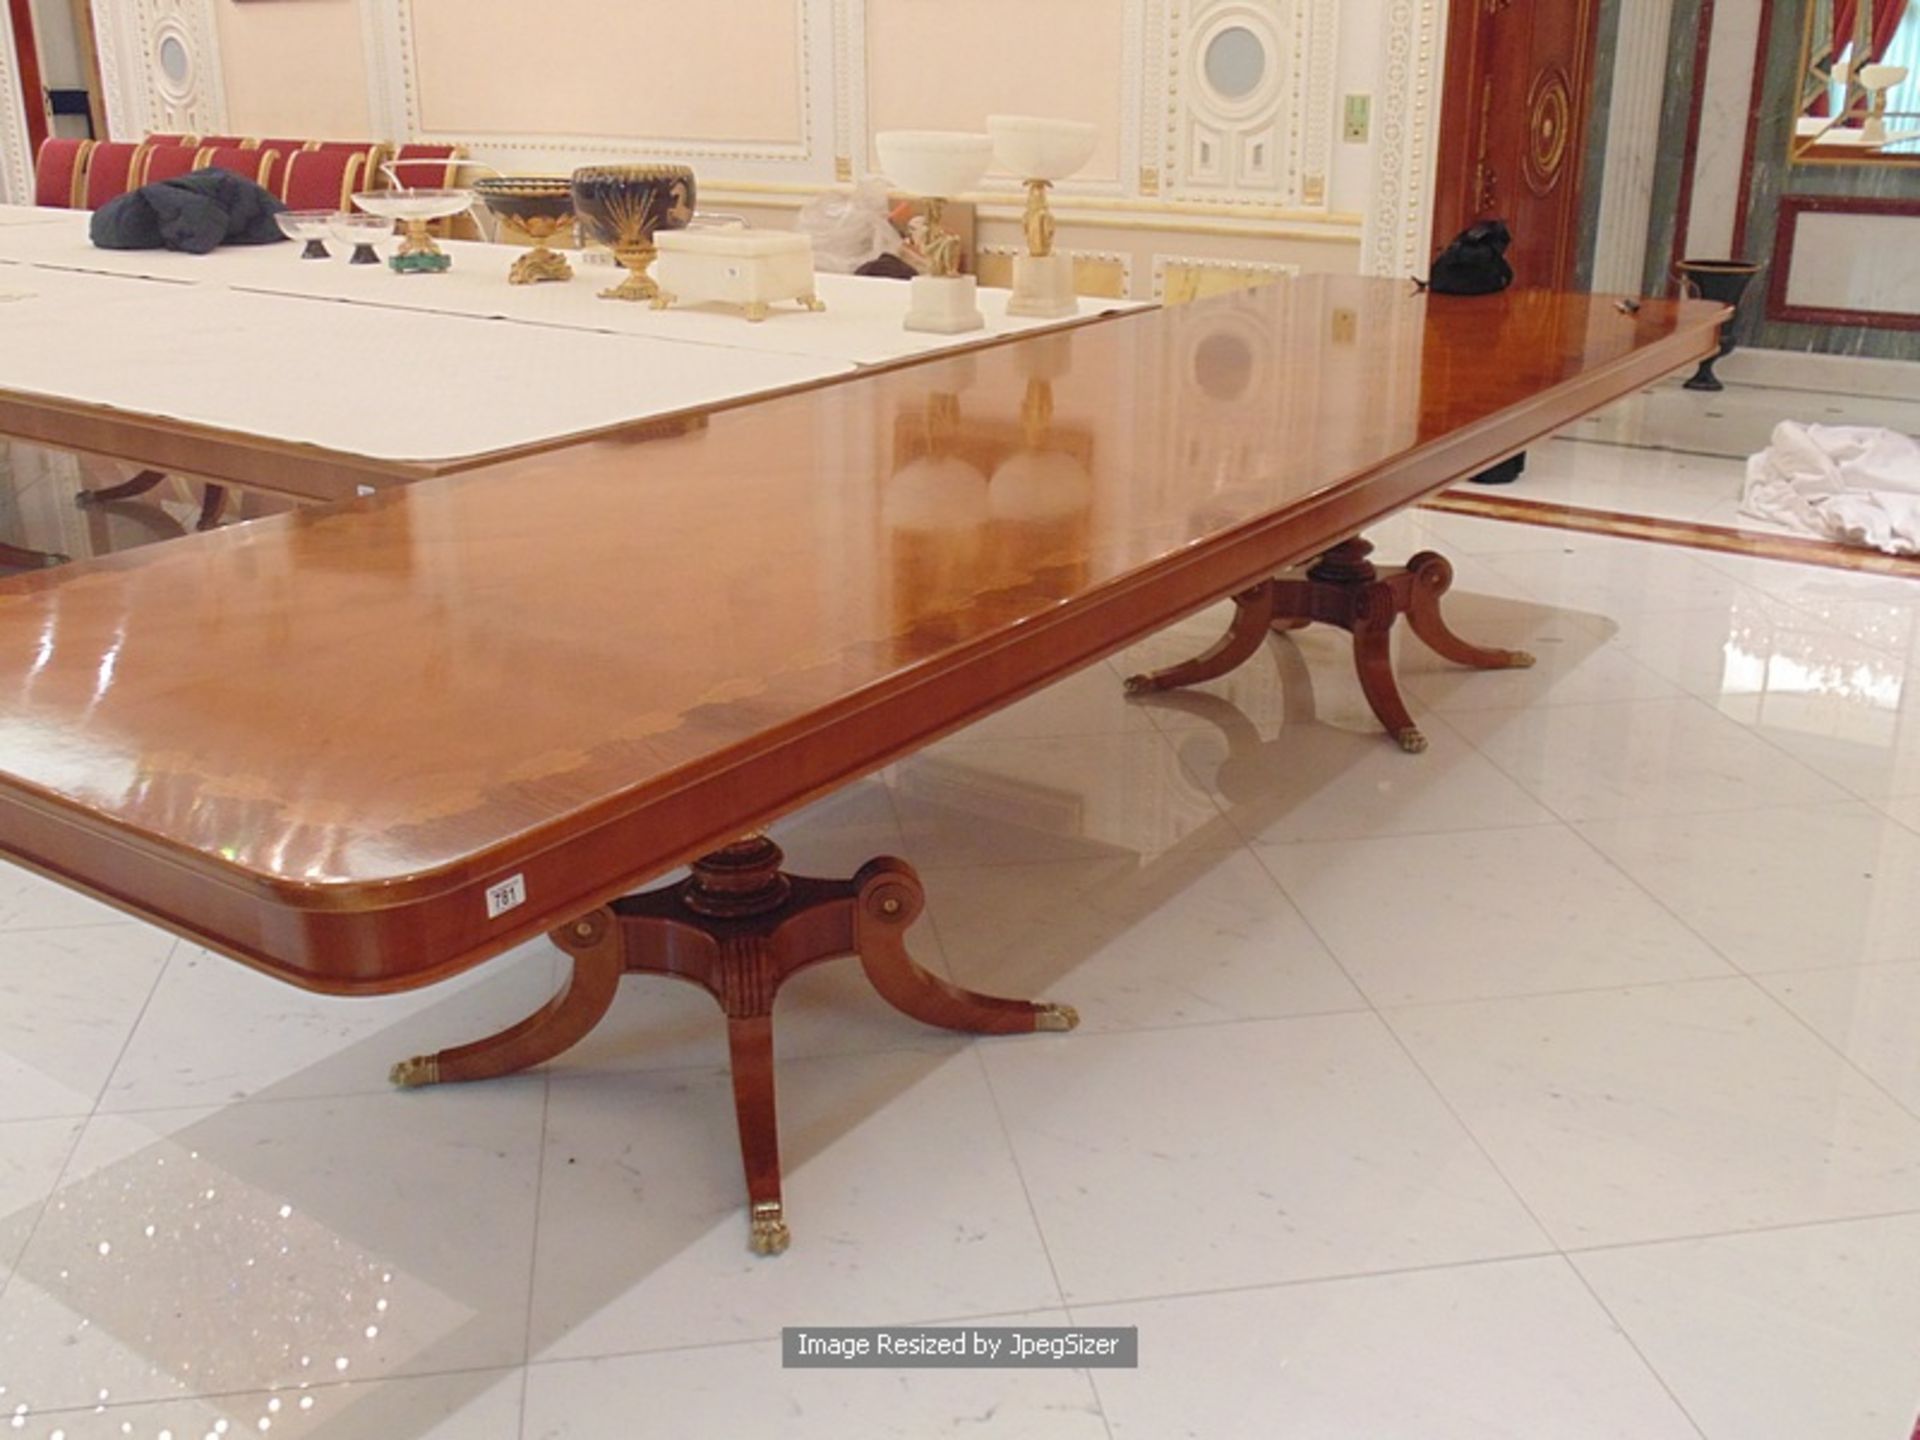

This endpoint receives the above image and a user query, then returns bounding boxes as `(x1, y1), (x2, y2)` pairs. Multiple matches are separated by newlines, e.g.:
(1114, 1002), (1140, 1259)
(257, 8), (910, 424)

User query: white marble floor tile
(1576, 1214), (1920, 1440)
(1887, 793), (1920, 833)
(1773, 591), (1920, 657)
(529, 1047), (1060, 1360)
(1083, 1257), (1698, 1440)
(1600, 586), (1872, 705)
(1415, 507), (1592, 557)
(99, 940), (560, 1112)
(1446, 696), (1850, 821)
(12, 1369), (527, 1440)
(1576, 801), (1920, 972)
(0, 1117), (81, 1291)
(1389, 979), (1920, 1248)
(1397, 612), (1683, 712)
(0, 1085), (546, 1411)
(0, 861), (136, 932)
(1485, 534), (1758, 616)
(923, 850), (1362, 1034)
(523, 1316), (1110, 1440)
(1167, 715), (1556, 846)
(0, 925), (173, 1122)
(1259, 825), (1730, 1006)
(1759, 962), (1920, 1115)
(1738, 693), (1920, 803)
(890, 731), (1235, 867)
(984, 1014), (1548, 1305)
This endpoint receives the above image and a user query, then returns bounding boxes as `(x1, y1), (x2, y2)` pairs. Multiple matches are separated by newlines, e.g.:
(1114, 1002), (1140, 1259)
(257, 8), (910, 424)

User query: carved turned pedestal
(390, 836), (1076, 1255)
(1124, 538), (1534, 753)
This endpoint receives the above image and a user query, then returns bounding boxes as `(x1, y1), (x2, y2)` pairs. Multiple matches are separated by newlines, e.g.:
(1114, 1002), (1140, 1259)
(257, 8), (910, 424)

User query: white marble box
(653, 229), (823, 320)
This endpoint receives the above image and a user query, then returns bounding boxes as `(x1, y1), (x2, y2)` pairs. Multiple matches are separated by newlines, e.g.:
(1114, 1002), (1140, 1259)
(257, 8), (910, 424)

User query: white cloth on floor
(1742, 421), (1920, 555)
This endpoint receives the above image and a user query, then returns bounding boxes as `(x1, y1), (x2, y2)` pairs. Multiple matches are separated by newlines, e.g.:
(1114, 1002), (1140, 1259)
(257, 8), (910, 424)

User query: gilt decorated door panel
(1432, 0), (1602, 289)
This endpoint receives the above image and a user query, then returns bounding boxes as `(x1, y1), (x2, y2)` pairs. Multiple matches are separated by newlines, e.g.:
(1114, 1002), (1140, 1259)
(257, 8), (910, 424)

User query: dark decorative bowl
(472, 176), (576, 284)
(569, 164), (697, 303)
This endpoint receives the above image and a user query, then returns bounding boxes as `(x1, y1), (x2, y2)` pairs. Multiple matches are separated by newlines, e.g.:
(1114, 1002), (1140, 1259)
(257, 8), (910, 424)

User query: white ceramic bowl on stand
(874, 130), (994, 334)
(989, 116), (1097, 319)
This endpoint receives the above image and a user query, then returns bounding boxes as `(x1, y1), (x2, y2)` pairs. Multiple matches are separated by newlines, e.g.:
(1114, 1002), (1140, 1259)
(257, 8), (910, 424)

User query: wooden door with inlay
(1431, 0), (1603, 290)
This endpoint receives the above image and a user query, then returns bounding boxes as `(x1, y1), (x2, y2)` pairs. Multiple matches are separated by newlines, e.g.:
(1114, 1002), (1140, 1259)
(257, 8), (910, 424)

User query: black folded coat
(89, 168), (288, 255)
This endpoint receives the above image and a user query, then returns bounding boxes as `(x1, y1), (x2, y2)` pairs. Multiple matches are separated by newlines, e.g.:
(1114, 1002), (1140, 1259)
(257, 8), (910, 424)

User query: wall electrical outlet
(1342, 94), (1372, 144)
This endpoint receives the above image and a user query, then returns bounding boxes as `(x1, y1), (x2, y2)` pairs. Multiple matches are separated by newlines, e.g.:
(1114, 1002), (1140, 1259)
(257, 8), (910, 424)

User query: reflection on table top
(0, 440), (299, 577)
(0, 277), (1723, 992)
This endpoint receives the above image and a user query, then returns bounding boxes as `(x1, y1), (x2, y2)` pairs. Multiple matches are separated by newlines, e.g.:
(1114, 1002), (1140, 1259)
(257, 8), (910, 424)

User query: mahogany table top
(0, 277), (1722, 993)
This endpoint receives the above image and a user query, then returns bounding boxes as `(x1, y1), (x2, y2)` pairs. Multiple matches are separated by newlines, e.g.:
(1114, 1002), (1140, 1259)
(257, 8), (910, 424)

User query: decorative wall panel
(1769, 197), (1920, 332)
(863, 0), (1127, 184)
(0, 12), (32, 202)
(89, 0), (228, 140)
(1363, 0), (1445, 277)
(80, 0), (1448, 295)
(1161, 0), (1335, 206)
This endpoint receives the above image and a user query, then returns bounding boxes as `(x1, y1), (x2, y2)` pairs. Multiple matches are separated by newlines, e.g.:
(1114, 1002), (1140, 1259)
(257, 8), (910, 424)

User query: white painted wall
(73, 0), (1451, 289)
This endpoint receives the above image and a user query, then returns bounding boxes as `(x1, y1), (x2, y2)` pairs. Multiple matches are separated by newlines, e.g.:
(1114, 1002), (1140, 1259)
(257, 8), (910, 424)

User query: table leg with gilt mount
(388, 834), (1077, 1256)
(1123, 537), (1535, 753)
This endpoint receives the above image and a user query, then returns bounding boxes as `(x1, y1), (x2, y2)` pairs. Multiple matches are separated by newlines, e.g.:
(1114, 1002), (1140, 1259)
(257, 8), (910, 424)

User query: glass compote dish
(349, 189), (474, 274)
(570, 164), (696, 302)
(274, 209), (337, 260)
(472, 177), (576, 284)
(328, 212), (394, 266)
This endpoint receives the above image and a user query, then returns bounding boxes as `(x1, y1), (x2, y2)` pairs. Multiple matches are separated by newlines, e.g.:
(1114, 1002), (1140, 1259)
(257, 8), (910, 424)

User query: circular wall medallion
(153, 21), (196, 105)
(1203, 25), (1268, 102)
(1523, 65), (1573, 196)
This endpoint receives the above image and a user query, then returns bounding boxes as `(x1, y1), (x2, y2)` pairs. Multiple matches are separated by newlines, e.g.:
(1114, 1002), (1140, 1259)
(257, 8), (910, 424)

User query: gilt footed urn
(571, 164), (698, 303)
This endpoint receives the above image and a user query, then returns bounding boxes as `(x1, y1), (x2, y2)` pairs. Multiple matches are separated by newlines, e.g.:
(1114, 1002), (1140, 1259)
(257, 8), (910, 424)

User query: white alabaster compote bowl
(988, 116), (1096, 318)
(875, 130), (994, 334)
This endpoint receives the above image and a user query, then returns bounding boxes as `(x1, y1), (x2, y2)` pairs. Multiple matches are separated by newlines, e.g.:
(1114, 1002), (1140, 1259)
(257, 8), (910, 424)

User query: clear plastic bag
(796, 179), (903, 274)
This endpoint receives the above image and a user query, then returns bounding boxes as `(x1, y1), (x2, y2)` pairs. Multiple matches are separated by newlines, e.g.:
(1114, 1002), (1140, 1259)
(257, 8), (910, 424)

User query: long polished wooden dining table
(0, 270), (1725, 1252)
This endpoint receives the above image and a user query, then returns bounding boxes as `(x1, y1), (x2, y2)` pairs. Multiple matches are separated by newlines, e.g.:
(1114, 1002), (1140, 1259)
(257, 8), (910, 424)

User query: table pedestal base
(1124, 539), (1534, 753)
(76, 468), (229, 530)
(390, 835), (1076, 1255)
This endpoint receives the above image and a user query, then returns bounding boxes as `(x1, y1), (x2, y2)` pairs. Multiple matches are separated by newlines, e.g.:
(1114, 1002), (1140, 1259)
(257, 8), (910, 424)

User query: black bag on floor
(1420, 220), (1514, 296)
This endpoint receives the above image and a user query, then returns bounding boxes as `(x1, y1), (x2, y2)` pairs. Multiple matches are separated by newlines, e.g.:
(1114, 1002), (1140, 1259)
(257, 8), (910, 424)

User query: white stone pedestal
(1007, 252), (1080, 319)
(904, 274), (986, 334)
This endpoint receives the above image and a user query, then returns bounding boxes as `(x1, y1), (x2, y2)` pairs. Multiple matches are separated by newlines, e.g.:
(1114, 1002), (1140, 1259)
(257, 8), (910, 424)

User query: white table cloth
(0, 214), (1145, 367)
(0, 276), (851, 463)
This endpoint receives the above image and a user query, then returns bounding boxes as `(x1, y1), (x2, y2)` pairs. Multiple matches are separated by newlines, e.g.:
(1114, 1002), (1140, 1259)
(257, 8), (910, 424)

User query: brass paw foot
(388, 1054), (441, 1088)
(1036, 1003), (1080, 1033)
(1122, 673), (1157, 696)
(800, 294), (826, 312)
(749, 1201), (790, 1256)
(1395, 727), (1430, 755)
(1505, 651), (1538, 670)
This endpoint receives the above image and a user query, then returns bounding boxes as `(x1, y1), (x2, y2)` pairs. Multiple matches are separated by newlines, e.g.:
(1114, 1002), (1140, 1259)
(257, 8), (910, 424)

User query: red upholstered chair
(83, 141), (146, 209)
(33, 138), (94, 208)
(278, 148), (370, 211)
(258, 139), (318, 153)
(136, 144), (200, 186)
(193, 135), (253, 149)
(387, 143), (464, 188)
(143, 132), (199, 146)
(194, 145), (280, 190)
